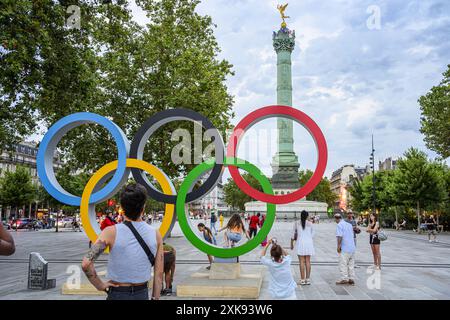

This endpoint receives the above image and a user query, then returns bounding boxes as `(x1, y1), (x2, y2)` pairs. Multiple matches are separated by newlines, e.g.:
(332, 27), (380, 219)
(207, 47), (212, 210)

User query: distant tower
(271, 24), (300, 192)
(245, 4), (328, 218)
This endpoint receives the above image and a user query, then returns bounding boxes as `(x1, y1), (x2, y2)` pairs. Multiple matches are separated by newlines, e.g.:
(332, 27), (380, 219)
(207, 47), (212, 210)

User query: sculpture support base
(177, 263), (263, 299)
(209, 263), (241, 280)
(245, 199), (329, 219)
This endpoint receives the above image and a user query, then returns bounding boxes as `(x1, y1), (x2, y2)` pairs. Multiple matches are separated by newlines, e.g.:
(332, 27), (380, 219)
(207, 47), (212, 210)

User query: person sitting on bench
(396, 219), (406, 230)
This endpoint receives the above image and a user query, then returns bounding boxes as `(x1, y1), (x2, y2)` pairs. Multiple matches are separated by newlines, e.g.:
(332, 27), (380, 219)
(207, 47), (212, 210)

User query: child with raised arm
(261, 238), (297, 300)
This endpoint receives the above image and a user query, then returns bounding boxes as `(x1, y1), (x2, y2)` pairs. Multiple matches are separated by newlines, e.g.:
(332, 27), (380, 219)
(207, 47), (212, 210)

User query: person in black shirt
(426, 215), (437, 243)
(162, 243), (176, 296)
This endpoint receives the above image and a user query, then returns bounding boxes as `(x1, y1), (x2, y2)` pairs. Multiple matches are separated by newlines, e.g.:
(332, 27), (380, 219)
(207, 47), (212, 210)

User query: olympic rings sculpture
(37, 105), (327, 258)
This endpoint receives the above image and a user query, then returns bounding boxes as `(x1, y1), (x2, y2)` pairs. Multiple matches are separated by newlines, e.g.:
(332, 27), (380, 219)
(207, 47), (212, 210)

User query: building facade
(190, 179), (226, 214)
(0, 142), (41, 185)
(0, 142), (62, 219)
(330, 165), (368, 211)
(379, 157), (398, 171)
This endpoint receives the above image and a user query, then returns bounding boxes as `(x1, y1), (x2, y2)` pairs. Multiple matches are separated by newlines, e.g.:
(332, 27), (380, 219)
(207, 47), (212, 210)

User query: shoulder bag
(123, 221), (155, 266)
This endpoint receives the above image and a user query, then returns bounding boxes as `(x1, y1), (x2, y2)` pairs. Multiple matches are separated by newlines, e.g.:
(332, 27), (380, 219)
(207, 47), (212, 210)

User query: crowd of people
(259, 210), (385, 299)
(415, 215), (440, 242)
(0, 183), (445, 300)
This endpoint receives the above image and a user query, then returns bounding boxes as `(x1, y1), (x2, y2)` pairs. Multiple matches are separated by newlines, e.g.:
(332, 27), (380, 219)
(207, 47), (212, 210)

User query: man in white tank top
(81, 184), (164, 300)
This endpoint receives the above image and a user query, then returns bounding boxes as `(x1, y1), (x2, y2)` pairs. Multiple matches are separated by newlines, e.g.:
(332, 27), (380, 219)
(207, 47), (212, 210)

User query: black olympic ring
(129, 108), (225, 204)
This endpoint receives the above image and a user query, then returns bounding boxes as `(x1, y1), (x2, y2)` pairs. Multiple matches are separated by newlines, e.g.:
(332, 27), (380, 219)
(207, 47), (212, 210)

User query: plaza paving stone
(0, 218), (449, 300)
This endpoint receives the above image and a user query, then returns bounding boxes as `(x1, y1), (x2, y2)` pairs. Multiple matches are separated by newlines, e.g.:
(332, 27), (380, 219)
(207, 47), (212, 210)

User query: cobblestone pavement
(1, 218), (449, 300)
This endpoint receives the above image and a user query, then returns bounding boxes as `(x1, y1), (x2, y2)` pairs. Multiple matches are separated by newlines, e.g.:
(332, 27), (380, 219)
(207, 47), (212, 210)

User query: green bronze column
(271, 26), (300, 191)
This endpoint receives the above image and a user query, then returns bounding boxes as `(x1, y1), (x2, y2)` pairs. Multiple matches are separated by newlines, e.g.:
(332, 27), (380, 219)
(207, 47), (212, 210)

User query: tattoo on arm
(84, 267), (98, 279)
(85, 240), (107, 262)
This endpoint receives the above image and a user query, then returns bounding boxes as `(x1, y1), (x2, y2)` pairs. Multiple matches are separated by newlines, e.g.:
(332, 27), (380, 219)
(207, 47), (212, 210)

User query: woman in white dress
(291, 210), (315, 285)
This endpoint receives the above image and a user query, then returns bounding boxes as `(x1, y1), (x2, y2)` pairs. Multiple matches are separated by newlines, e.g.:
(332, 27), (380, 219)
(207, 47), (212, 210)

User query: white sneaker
(305, 279), (311, 285)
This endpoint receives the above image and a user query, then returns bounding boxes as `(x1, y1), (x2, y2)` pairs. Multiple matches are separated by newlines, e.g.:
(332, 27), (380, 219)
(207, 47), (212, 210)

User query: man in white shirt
(335, 213), (356, 285)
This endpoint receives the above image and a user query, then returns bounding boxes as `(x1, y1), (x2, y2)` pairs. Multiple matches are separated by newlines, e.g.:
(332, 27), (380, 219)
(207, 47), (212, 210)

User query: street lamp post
(370, 135), (376, 216)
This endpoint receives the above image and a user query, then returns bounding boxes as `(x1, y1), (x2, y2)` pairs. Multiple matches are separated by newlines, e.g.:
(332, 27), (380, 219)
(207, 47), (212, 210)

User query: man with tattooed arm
(81, 183), (164, 300)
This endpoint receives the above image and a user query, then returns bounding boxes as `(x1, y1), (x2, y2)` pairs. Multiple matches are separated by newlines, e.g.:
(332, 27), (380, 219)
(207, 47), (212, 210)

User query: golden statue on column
(277, 3), (290, 28)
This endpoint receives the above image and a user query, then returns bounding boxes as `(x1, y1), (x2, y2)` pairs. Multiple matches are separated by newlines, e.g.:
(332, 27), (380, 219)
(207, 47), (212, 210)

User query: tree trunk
(55, 209), (59, 233)
(416, 201), (421, 234)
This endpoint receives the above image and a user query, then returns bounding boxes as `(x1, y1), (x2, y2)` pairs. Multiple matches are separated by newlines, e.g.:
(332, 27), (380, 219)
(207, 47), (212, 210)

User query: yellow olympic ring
(80, 159), (175, 250)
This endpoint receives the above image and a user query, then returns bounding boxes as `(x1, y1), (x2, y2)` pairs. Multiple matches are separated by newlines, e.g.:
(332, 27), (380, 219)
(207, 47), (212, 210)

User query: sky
(133, 0), (450, 177)
(130, 0), (450, 179)
(27, 0), (448, 181)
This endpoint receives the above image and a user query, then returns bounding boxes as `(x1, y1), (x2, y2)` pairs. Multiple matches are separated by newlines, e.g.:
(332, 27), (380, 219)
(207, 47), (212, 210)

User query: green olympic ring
(176, 157), (276, 258)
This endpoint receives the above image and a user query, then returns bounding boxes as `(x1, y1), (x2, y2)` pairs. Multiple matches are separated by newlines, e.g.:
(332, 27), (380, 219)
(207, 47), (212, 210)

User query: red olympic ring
(226, 105), (328, 205)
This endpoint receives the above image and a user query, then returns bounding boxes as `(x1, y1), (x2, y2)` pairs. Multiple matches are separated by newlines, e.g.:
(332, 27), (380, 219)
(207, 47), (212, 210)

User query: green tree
(122, 0), (234, 179)
(418, 64), (450, 159)
(347, 177), (364, 212)
(348, 170), (395, 215)
(390, 148), (447, 230)
(298, 170), (337, 207)
(1, 0), (234, 183)
(0, 166), (35, 216)
(37, 185), (59, 210)
(428, 162), (450, 225)
(0, 0), (110, 150)
(223, 173), (263, 210)
(36, 168), (92, 214)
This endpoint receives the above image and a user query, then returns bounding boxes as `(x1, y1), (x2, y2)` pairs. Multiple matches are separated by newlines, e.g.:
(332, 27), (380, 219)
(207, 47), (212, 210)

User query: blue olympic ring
(37, 112), (130, 206)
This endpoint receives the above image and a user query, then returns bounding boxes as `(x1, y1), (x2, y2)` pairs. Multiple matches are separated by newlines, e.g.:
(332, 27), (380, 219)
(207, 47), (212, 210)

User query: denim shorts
(106, 287), (149, 300)
(228, 232), (242, 243)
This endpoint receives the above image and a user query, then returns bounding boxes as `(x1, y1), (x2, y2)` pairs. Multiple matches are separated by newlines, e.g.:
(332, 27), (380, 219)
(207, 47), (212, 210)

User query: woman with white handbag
(366, 213), (383, 270)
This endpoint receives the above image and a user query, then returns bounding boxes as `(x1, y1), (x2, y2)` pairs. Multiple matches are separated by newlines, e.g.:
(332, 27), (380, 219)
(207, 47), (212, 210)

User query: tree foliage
(223, 173), (263, 210)
(36, 168), (91, 212)
(348, 170), (395, 213)
(418, 64), (450, 159)
(347, 177), (364, 212)
(391, 148), (447, 228)
(348, 147), (448, 227)
(298, 169), (336, 207)
(1, 0), (234, 182)
(391, 148), (446, 210)
(0, 166), (35, 212)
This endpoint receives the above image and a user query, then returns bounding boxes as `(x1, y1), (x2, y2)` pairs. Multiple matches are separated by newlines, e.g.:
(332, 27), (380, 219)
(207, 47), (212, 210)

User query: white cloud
(127, 0), (450, 178)
(345, 98), (380, 127)
(406, 44), (434, 57)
